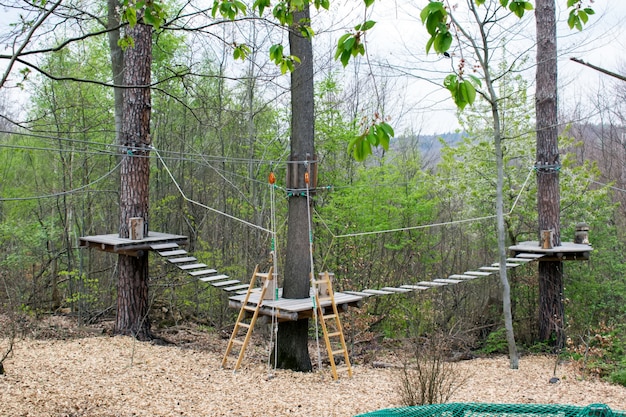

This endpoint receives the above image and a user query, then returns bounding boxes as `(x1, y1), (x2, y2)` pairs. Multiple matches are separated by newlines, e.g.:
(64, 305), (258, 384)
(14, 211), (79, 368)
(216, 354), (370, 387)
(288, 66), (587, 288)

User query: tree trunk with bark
(274, 5), (314, 372)
(107, 0), (124, 144)
(535, 0), (564, 348)
(115, 21), (153, 341)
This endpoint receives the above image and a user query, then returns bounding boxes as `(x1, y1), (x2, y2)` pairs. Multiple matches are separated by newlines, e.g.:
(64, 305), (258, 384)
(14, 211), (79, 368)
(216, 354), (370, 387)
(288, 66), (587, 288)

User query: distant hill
(389, 131), (465, 167)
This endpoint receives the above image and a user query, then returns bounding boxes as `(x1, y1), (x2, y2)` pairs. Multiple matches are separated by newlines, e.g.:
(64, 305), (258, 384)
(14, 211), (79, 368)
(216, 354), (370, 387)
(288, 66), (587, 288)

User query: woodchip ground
(1, 317), (625, 417)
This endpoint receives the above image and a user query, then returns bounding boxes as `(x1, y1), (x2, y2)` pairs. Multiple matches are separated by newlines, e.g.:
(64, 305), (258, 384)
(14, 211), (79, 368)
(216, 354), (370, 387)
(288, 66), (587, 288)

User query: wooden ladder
(221, 265), (274, 372)
(313, 272), (353, 380)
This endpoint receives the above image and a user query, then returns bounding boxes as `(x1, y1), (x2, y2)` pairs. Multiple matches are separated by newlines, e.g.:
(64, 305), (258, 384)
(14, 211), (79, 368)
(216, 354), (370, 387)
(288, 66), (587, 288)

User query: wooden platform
(79, 232), (188, 256)
(228, 288), (363, 321)
(509, 241), (593, 261)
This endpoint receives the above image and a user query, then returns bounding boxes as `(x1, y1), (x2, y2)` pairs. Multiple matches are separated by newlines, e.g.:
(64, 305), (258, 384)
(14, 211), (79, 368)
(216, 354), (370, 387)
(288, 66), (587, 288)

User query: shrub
(397, 333), (467, 405)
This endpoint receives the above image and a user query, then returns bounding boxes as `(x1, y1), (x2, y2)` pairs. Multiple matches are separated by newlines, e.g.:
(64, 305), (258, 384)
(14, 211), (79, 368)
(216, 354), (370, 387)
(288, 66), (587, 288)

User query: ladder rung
(255, 272), (269, 278)
(335, 365), (352, 374)
(323, 314), (337, 320)
(331, 349), (346, 356)
(238, 323), (250, 329)
(243, 305), (258, 312)
(327, 331), (341, 337)
(232, 339), (245, 346)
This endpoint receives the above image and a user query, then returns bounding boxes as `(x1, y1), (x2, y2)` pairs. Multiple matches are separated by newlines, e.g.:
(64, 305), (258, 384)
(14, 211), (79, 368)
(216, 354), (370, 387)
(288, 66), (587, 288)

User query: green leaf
(567, 0), (577, 7)
(567, 12), (577, 29)
(364, 0), (375, 6)
(578, 10), (588, 24)
(425, 37), (435, 54)
(379, 122), (394, 138)
(500, 0), (509, 7)
(254, 0), (271, 16)
(360, 20), (376, 31)
(475, 0), (485, 6)
(124, 6), (137, 27)
(462, 79), (476, 105)
(584, 8), (595, 15)
(468, 74), (482, 87)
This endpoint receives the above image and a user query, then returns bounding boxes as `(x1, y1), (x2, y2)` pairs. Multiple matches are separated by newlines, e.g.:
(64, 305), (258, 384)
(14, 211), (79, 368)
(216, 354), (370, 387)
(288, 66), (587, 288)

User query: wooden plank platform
(381, 286), (412, 293)
(450, 274), (479, 279)
(177, 263), (208, 270)
(509, 241), (593, 261)
(343, 290), (374, 297)
(168, 256), (197, 263)
(463, 271), (492, 276)
(198, 274), (229, 283)
(362, 289), (395, 295)
(417, 281), (448, 287)
(79, 232), (188, 255)
(188, 269), (218, 277)
(228, 288), (363, 321)
(400, 285), (430, 290)
(434, 278), (463, 284)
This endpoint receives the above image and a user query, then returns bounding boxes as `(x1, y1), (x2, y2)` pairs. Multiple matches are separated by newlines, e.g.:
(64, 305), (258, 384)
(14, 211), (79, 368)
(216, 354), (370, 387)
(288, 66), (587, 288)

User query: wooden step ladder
(313, 272), (352, 380)
(221, 265), (274, 372)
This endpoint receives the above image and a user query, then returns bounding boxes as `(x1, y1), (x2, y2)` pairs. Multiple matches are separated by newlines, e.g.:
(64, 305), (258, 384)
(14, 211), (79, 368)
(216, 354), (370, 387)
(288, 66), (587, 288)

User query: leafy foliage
(334, 20), (375, 67)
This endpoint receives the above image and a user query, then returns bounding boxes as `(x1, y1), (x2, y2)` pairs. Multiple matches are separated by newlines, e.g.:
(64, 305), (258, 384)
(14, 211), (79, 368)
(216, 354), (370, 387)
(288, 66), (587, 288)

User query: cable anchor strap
(534, 162), (561, 173)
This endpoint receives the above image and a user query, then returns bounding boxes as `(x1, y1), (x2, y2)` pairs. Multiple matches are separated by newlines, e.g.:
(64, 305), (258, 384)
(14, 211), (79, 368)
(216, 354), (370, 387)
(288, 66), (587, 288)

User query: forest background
(0, 0), (625, 384)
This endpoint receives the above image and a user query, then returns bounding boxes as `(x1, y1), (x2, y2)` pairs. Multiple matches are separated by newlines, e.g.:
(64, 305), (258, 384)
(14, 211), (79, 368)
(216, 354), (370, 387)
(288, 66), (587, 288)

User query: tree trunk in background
(275, 5), (314, 372)
(107, 0), (124, 144)
(535, 0), (564, 348)
(115, 22), (153, 341)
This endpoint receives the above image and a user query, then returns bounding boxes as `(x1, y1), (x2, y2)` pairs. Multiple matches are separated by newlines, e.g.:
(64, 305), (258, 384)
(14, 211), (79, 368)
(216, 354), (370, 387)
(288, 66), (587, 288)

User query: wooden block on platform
(129, 217), (144, 240)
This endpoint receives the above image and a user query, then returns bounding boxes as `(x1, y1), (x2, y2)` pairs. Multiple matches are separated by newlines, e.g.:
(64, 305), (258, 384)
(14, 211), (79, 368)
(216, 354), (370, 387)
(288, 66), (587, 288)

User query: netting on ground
(356, 403), (626, 417)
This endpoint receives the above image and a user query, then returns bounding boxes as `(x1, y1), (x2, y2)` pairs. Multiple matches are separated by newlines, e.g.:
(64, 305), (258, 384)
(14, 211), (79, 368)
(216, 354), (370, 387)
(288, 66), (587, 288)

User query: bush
(480, 327), (508, 354)
(397, 333), (467, 405)
(609, 369), (626, 387)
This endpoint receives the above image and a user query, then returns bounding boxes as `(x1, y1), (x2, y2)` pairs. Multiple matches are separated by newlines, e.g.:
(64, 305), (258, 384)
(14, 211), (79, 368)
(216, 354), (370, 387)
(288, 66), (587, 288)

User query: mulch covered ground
(1, 316), (625, 417)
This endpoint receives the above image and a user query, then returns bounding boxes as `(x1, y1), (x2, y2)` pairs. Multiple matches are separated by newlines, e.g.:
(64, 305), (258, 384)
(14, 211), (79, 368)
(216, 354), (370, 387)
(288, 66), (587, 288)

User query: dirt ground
(1, 317), (626, 417)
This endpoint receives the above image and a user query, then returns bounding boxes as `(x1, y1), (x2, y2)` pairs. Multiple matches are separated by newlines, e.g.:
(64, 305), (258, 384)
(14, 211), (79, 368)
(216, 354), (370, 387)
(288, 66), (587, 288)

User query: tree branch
(0, 0), (62, 89)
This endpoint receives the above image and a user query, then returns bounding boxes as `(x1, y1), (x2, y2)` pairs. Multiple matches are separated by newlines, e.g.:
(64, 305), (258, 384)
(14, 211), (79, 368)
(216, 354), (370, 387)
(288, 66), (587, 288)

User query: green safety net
(356, 403), (626, 417)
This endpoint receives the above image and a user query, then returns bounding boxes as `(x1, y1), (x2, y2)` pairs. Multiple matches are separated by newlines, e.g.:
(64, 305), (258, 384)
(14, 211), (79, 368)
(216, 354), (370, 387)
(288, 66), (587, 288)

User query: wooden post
(540, 229), (554, 249)
(129, 217), (144, 240)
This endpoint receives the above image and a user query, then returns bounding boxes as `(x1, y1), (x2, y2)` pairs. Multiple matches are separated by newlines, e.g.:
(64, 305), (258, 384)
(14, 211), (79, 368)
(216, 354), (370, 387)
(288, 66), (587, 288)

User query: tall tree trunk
(275, 5), (314, 372)
(107, 0), (124, 144)
(535, 0), (564, 348)
(115, 21), (153, 341)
